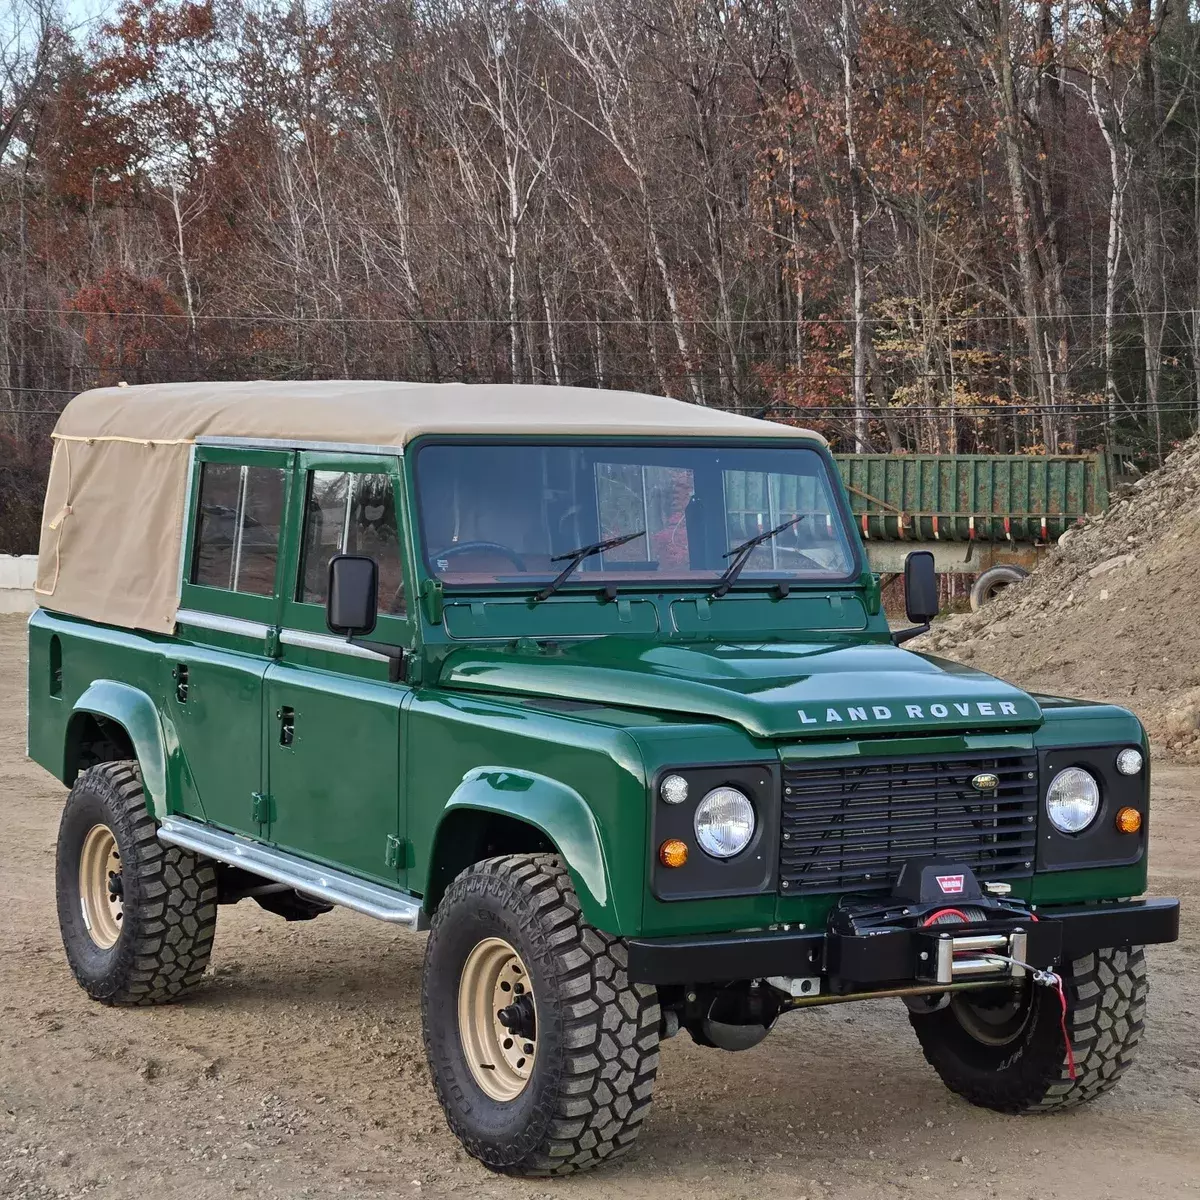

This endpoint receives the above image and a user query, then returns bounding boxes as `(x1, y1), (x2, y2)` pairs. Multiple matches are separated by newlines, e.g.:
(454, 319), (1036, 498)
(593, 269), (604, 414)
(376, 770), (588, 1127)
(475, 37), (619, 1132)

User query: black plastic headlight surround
(1036, 745), (1148, 871)
(650, 763), (780, 901)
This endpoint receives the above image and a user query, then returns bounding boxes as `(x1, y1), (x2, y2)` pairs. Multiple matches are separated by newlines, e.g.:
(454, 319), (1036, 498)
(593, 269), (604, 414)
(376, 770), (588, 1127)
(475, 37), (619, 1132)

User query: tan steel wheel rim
(457, 937), (537, 1102)
(79, 824), (123, 949)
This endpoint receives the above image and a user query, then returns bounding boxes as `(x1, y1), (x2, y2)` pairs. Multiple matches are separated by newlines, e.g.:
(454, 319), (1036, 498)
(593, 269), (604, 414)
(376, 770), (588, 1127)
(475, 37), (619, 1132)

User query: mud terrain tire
(910, 946), (1147, 1112)
(422, 853), (660, 1175)
(56, 760), (218, 1005)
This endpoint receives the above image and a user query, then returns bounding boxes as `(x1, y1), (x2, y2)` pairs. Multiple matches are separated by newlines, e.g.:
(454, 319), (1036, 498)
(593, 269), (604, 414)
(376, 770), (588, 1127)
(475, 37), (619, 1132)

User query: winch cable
(918, 909), (1076, 1080)
(921, 908), (971, 926)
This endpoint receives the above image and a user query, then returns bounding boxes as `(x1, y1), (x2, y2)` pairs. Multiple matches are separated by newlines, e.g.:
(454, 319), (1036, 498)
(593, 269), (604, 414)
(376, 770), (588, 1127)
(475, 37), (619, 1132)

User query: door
(264, 454), (413, 885)
(170, 448), (291, 835)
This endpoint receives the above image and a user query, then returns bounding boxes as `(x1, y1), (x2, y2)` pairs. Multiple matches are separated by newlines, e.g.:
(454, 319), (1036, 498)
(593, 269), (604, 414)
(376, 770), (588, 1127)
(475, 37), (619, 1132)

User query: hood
(439, 638), (1043, 739)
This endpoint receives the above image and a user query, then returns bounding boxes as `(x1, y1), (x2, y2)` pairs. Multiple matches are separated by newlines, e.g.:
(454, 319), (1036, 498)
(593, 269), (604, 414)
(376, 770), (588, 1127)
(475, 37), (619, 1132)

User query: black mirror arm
(347, 636), (410, 684)
(891, 622), (930, 647)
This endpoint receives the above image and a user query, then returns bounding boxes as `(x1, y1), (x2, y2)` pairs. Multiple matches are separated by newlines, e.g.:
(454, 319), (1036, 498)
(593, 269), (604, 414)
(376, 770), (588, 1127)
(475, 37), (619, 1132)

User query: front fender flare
(68, 681), (169, 819)
(440, 766), (618, 932)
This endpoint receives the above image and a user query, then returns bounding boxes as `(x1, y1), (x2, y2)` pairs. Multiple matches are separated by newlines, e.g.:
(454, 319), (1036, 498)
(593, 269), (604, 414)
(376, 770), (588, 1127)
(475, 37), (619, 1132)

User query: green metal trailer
(832, 452), (1112, 607)
(833, 452), (1110, 568)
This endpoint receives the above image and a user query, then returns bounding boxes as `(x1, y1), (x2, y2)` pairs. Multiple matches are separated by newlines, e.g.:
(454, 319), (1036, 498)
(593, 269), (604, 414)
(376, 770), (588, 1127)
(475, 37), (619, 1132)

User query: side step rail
(157, 816), (425, 928)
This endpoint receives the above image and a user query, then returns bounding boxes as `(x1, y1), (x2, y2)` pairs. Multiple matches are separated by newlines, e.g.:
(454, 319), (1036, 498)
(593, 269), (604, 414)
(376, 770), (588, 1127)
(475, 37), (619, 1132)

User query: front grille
(779, 752), (1038, 895)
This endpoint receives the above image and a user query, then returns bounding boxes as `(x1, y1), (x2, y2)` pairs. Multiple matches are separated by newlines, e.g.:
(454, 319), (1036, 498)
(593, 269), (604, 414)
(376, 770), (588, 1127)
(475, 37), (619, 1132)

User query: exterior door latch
(384, 834), (406, 869)
(251, 793), (276, 825)
(173, 663), (189, 703)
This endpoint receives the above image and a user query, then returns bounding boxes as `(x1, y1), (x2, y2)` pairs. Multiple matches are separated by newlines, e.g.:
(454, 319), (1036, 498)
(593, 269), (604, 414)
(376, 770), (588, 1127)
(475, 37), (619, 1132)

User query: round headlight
(694, 787), (755, 858)
(1116, 748), (1144, 777)
(660, 774), (689, 805)
(1046, 767), (1101, 833)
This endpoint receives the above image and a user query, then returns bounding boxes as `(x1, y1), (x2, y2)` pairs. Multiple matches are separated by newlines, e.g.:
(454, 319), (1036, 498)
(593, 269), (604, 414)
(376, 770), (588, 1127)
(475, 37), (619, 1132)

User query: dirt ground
(1, 614), (1197, 1200)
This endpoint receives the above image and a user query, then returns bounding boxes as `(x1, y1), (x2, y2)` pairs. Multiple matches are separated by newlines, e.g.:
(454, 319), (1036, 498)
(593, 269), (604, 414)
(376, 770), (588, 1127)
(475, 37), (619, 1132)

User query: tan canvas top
(51, 380), (823, 445)
(37, 381), (823, 634)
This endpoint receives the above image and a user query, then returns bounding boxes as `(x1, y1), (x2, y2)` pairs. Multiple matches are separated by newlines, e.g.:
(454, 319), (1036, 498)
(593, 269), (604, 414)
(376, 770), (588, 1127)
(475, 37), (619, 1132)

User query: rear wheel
(56, 761), (218, 1005)
(421, 853), (660, 1175)
(910, 946), (1147, 1112)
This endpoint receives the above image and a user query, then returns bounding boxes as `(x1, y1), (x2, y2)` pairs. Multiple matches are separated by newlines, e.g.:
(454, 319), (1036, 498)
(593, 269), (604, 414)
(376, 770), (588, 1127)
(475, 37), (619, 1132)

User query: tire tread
(423, 853), (659, 1176)
(59, 761), (217, 1006)
(912, 945), (1147, 1113)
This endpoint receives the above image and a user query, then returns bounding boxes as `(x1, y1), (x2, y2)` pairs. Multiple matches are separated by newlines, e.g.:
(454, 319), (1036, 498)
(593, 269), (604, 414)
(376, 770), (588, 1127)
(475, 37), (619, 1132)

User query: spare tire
(970, 564), (1029, 611)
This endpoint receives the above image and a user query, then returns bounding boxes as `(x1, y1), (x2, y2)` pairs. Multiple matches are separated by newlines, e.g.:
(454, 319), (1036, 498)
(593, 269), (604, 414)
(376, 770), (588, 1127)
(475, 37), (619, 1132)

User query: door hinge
(252, 793), (276, 825)
(384, 834), (406, 869)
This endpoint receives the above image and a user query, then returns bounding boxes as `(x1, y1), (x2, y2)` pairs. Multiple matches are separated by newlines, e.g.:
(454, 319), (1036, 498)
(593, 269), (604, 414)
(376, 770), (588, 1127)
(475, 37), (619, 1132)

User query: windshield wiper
(710, 515), (806, 599)
(533, 529), (646, 602)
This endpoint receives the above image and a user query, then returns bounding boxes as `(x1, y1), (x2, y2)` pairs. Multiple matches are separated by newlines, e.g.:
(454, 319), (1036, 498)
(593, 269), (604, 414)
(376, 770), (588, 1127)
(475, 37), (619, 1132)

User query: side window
(192, 463), (286, 595)
(298, 471), (405, 615)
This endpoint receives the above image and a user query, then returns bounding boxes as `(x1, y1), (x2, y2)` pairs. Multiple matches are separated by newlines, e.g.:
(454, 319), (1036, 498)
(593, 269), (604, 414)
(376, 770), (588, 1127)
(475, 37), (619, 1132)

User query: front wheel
(421, 854), (660, 1175)
(910, 946), (1147, 1112)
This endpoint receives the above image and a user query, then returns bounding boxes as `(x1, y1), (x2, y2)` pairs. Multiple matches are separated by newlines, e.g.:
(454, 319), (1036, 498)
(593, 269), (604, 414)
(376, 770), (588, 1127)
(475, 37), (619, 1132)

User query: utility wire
(6, 305), (1200, 324)
(6, 401), (1200, 417)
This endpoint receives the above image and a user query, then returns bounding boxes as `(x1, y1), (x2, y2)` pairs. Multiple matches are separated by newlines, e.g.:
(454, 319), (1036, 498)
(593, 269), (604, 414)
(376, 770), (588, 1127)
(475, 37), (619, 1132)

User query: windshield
(414, 441), (859, 590)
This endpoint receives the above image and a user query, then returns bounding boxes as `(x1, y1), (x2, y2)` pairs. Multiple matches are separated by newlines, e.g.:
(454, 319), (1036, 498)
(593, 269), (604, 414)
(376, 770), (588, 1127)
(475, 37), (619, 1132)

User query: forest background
(2, 0), (1199, 552)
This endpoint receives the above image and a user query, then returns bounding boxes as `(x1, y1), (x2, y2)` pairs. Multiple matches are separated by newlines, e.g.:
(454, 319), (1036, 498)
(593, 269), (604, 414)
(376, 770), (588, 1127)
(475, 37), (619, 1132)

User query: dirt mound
(913, 435), (1200, 757)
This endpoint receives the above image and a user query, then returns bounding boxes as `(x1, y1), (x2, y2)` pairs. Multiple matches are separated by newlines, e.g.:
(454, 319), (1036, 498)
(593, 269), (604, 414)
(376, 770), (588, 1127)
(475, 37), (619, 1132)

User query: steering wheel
(432, 541), (527, 572)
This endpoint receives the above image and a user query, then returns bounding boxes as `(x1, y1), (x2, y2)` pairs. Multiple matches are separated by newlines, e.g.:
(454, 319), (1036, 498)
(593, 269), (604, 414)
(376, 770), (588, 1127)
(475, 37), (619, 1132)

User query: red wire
(1053, 974), (1078, 1080)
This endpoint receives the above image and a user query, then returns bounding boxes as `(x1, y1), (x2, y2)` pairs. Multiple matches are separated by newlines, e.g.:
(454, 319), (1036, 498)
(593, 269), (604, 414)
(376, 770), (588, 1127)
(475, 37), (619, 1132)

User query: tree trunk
(840, 0), (869, 452)
(990, 1), (1053, 447)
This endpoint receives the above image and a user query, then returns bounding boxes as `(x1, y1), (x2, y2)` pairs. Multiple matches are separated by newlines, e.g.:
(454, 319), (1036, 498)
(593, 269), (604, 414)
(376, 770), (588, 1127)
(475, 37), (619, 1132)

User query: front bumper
(626, 897), (1180, 988)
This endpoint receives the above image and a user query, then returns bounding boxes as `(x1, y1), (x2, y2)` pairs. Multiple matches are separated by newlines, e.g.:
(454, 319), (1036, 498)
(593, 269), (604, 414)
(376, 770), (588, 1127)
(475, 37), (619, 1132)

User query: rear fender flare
(67, 681), (169, 819)
(435, 766), (616, 932)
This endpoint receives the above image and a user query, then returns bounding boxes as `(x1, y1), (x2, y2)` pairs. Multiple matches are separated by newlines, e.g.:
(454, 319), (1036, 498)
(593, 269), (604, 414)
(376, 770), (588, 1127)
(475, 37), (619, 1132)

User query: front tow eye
(497, 994), (537, 1041)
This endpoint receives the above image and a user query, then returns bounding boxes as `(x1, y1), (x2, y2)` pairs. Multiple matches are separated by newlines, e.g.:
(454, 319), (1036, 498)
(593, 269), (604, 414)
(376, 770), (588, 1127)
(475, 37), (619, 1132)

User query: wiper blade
(710, 515), (805, 599)
(533, 528), (646, 602)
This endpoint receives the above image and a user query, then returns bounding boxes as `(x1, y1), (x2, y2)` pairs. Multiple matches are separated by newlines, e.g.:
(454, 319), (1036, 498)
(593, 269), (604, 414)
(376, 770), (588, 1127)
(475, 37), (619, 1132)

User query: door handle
(277, 706), (295, 747)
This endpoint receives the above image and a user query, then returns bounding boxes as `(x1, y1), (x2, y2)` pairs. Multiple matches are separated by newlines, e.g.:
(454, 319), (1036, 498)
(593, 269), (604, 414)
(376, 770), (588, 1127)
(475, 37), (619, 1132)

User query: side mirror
(327, 554), (378, 637)
(904, 550), (939, 624)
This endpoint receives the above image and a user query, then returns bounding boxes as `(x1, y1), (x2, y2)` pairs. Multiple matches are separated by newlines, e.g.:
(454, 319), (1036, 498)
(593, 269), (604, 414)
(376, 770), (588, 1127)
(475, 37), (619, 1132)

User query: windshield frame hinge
(420, 578), (444, 625)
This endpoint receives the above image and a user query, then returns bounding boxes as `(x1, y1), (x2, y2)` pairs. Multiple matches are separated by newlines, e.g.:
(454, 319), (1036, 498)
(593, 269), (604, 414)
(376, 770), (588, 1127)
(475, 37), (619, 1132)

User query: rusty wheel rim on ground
(457, 937), (538, 1101)
(78, 823), (124, 949)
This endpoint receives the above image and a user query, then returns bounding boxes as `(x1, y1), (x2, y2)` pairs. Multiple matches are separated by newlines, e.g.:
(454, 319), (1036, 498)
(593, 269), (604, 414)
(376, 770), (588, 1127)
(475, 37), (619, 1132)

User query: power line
(6, 305), (1200, 325)
(7, 401), (1200, 417)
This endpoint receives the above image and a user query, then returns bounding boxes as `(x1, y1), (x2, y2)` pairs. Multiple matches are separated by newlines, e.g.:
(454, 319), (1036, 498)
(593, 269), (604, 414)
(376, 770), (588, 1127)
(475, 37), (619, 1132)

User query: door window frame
(180, 445), (294, 623)
(280, 450), (415, 645)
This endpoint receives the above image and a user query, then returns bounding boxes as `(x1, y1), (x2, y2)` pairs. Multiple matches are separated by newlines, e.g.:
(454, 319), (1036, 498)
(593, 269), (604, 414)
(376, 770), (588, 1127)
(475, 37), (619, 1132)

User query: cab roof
(53, 380), (825, 447)
(38, 380), (824, 636)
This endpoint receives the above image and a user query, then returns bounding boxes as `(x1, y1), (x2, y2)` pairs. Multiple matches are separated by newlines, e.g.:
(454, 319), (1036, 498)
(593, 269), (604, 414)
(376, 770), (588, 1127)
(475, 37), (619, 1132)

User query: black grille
(779, 752), (1038, 895)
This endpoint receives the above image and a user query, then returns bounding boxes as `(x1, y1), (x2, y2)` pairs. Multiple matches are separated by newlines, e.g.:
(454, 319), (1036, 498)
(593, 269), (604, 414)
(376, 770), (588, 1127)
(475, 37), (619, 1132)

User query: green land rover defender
(28, 381), (1179, 1174)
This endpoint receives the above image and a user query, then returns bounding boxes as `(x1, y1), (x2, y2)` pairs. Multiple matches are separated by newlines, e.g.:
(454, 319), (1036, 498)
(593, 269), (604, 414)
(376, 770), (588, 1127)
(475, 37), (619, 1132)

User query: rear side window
(191, 463), (286, 595)
(298, 470), (405, 614)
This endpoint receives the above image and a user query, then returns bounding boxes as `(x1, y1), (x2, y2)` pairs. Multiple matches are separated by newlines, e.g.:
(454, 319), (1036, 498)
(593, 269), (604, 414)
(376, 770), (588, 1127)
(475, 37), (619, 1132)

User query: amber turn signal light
(1115, 806), (1142, 834)
(659, 839), (688, 868)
